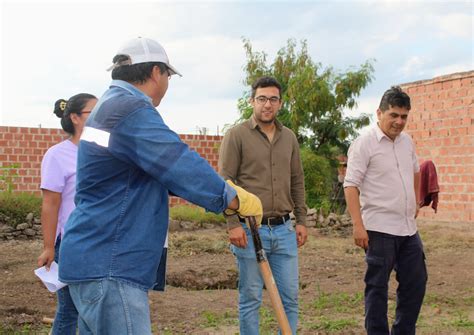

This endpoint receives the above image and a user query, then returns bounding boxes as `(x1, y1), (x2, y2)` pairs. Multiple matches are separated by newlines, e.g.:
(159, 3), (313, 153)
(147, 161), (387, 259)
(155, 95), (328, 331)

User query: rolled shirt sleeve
(218, 127), (242, 229)
(290, 134), (307, 226)
(344, 136), (369, 188)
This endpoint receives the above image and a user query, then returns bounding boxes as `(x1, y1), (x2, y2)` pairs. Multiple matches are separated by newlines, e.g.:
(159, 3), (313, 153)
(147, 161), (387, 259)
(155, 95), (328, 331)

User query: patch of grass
(200, 310), (238, 329)
(170, 205), (225, 225)
(201, 310), (220, 328)
(308, 316), (358, 331)
(420, 225), (474, 250)
(168, 232), (230, 256)
(259, 307), (278, 334)
(0, 192), (41, 227)
(0, 324), (50, 334)
(200, 306), (285, 334)
(312, 286), (363, 314)
(423, 293), (457, 307)
(444, 311), (474, 329)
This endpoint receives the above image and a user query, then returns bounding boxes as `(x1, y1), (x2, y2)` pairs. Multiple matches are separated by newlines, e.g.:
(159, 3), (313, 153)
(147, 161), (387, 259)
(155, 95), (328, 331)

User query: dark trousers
(53, 236), (79, 335)
(364, 231), (427, 335)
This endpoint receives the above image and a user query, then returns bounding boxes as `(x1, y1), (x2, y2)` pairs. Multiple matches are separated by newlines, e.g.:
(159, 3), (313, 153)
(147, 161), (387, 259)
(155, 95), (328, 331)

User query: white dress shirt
(344, 125), (420, 236)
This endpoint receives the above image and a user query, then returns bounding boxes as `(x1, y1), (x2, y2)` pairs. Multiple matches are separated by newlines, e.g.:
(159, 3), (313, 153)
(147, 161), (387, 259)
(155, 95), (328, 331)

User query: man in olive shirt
(219, 76), (307, 335)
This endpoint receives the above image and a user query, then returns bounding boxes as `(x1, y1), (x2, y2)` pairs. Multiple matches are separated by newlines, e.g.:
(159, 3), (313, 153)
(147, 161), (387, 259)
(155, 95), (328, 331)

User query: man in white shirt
(344, 86), (427, 335)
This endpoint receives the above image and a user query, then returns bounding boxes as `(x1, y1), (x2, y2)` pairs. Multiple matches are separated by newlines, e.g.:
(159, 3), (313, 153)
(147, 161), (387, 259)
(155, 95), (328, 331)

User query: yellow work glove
(225, 180), (263, 227)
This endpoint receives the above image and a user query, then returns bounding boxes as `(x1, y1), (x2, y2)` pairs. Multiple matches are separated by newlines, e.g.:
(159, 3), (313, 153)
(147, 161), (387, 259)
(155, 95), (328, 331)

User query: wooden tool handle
(259, 262), (292, 334)
(248, 216), (292, 335)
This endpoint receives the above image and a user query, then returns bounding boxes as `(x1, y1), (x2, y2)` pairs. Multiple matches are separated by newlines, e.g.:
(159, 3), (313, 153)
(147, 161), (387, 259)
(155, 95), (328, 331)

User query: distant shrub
(0, 192), (41, 228)
(0, 164), (20, 193)
(301, 147), (335, 210)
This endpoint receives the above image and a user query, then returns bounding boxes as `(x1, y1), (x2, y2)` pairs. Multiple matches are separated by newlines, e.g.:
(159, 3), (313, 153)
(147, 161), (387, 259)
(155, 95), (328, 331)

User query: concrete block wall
(0, 126), (222, 206)
(401, 70), (474, 223)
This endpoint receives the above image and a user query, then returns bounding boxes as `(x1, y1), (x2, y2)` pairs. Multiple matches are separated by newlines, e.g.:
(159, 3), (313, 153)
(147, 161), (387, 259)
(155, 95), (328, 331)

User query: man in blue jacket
(59, 37), (262, 334)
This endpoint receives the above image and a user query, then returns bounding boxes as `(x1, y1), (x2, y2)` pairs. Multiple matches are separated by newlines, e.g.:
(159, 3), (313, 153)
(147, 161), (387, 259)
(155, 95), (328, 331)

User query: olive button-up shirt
(218, 117), (307, 228)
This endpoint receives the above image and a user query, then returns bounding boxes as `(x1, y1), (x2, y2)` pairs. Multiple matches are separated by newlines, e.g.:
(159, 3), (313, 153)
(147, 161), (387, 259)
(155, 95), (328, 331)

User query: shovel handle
(247, 216), (292, 335)
(248, 216), (266, 262)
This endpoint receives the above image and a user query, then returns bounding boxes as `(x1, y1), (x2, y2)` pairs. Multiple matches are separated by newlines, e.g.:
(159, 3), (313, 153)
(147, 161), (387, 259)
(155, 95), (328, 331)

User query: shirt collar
(250, 115), (283, 130)
(375, 123), (401, 143)
(110, 80), (153, 104)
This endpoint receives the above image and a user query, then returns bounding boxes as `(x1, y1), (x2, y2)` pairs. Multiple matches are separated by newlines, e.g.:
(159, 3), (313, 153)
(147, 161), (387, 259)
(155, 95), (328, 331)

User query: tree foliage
(238, 38), (374, 157)
(237, 38), (375, 209)
(300, 147), (333, 209)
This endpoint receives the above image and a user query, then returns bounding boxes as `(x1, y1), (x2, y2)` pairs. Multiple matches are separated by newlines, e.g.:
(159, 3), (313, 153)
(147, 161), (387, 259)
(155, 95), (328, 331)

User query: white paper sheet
(34, 261), (67, 292)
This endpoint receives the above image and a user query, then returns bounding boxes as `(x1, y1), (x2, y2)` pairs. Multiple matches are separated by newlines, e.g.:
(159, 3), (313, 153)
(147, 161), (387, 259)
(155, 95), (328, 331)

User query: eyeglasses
(254, 96), (281, 105)
(80, 111), (92, 115)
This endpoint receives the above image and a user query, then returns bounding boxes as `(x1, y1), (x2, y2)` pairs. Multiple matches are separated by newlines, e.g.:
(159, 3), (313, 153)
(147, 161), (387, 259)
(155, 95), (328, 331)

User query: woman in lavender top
(37, 93), (97, 335)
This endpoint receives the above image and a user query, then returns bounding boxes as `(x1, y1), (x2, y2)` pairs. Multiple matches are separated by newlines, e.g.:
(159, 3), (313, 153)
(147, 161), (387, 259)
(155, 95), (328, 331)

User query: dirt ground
(1, 219), (473, 334)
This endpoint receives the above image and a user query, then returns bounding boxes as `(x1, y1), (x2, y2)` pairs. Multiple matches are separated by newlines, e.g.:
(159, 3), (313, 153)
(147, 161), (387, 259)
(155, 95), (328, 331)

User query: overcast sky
(1, 0), (472, 135)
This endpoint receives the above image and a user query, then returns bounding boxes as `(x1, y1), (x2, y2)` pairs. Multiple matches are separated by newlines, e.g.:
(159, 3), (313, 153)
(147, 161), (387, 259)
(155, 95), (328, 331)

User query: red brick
(461, 77), (473, 86)
(444, 80), (456, 89)
(450, 99), (464, 108)
(458, 87), (469, 97)
(433, 82), (443, 91)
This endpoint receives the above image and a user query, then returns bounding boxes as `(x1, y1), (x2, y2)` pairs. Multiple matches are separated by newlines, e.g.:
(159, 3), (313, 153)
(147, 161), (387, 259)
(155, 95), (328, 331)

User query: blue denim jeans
(68, 279), (151, 335)
(231, 220), (299, 335)
(52, 236), (78, 335)
(365, 231), (427, 335)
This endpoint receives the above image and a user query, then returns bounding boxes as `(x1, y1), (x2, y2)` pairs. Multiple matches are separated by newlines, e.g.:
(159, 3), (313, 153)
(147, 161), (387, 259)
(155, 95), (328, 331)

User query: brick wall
(0, 126), (222, 206)
(0, 127), (65, 193)
(401, 70), (474, 223)
(3, 71), (473, 222)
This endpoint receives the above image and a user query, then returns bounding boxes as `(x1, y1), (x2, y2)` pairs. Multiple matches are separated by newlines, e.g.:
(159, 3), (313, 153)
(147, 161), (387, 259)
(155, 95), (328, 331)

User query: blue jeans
(68, 279), (152, 335)
(231, 220), (299, 335)
(52, 236), (78, 335)
(365, 231), (427, 335)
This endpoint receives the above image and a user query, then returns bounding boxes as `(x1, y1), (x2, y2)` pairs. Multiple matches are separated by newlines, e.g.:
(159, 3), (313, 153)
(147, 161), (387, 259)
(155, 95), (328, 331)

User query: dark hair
(111, 55), (168, 84)
(53, 93), (97, 135)
(379, 86), (411, 112)
(251, 76), (282, 98)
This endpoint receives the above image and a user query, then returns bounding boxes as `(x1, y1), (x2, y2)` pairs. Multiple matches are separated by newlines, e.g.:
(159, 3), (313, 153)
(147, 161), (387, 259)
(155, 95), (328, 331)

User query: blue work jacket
(58, 80), (235, 290)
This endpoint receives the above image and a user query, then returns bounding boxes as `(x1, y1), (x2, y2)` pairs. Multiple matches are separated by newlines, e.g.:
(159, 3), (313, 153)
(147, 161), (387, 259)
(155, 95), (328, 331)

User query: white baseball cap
(107, 37), (182, 76)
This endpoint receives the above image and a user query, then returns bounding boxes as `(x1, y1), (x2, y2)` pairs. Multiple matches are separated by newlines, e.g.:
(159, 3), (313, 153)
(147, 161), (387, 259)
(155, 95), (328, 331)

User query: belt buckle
(267, 216), (279, 226)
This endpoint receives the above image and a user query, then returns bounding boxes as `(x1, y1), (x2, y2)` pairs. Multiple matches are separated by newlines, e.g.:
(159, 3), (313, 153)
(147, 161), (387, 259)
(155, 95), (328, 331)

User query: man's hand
(353, 224), (369, 250)
(228, 226), (248, 248)
(37, 247), (55, 270)
(225, 180), (263, 226)
(296, 225), (308, 247)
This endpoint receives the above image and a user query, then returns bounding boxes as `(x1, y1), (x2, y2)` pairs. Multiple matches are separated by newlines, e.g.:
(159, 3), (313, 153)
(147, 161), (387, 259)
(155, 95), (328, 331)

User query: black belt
(240, 214), (290, 226)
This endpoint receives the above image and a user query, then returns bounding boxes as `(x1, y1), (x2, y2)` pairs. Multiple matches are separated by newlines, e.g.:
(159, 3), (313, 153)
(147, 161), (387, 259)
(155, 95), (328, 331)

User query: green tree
(237, 38), (375, 209)
(238, 38), (374, 157)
